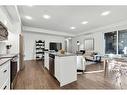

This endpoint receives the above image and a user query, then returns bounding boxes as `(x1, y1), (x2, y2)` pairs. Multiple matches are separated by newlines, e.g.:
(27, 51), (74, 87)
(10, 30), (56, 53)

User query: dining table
(101, 55), (127, 76)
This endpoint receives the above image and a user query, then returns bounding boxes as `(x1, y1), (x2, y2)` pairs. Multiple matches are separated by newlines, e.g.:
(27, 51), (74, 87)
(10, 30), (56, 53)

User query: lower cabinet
(44, 52), (49, 70)
(55, 56), (77, 87)
(0, 60), (10, 90)
(1, 79), (10, 90)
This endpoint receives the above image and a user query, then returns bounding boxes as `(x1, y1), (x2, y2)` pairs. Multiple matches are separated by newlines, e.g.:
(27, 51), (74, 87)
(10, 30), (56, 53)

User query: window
(118, 30), (127, 54)
(104, 31), (117, 54)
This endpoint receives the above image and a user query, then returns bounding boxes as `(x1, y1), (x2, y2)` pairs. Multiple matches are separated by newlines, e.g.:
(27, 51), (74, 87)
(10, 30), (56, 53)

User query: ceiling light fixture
(70, 27), (76, 30)
(25, 16), (32, 20)
(82, 21), (88, 25)
(101, 11), (110, 16)
(43, 14), (51, 19)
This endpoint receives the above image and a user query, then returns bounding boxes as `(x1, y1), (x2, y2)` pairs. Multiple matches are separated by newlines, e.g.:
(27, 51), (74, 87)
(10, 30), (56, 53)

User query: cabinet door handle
(3, 86), (7, 90)
(3, 70), (7, 73)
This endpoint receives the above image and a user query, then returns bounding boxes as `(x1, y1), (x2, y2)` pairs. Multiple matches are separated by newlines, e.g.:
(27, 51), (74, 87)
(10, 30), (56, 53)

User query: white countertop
(49, 52), (76, 57)
(0, 54), (18, 66)
(0, 58), (11, 66)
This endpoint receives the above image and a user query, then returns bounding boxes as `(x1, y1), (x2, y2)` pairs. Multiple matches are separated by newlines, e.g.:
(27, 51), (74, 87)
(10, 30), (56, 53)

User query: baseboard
(24, 59), (36, 61)
(84, 70), (104, 74)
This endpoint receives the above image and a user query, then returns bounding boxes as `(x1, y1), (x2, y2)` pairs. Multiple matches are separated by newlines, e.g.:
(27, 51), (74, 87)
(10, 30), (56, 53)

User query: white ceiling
(18, 6), (127, 35)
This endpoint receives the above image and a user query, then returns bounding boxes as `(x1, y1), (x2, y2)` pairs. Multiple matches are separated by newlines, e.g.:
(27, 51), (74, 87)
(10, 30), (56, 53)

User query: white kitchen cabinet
(44, 52), (49, 70)
(77, 55), (85, 71)
(55, 56), (77, 87)
(55, 57), (60, 81)
(0, 60), (10, 90)
(1, 79), (10, 90)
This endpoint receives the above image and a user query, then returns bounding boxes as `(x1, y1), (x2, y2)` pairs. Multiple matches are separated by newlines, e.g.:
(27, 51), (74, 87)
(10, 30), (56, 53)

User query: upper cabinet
(0, 21), (8, 41)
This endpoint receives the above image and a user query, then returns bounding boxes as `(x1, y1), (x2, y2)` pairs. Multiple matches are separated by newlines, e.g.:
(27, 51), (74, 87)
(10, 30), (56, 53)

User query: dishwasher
(49, 54), (55, 76)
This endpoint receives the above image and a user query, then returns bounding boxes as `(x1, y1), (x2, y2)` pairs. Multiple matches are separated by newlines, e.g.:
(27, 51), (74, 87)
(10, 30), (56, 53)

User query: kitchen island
(44, 52), (77, 87)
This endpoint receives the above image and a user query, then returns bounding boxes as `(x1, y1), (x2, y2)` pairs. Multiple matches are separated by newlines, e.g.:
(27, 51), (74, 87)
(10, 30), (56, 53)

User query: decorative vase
(60, 49), (65, 54)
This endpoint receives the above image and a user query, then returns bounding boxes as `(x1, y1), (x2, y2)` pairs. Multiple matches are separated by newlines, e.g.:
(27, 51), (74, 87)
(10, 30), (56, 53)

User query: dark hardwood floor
(85, 62), (104, 72)
(14, 60), (127, 89)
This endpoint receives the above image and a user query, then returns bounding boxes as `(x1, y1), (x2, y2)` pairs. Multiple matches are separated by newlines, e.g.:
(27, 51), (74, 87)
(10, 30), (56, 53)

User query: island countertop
(0, 54), (18, 59)
(0, 58), (12, 66)
(45, 51), (77, 57)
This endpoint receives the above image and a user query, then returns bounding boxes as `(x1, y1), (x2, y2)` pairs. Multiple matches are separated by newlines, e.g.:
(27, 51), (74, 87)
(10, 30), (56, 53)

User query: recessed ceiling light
(25, 16), (32, 20)
(70, 27), (76, 30)
(101, 11), (110, 16)
(43, 14), (51, 19)
(82, 21), (88, 25)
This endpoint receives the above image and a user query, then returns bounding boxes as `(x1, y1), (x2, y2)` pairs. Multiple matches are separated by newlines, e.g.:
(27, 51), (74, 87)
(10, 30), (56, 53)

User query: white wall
(72, 20), (127, 54)
(23, 31), (65, 60)
(65, 38), (72, 53)
(72, 32), (104, 54)
(0, 32), (20, 54)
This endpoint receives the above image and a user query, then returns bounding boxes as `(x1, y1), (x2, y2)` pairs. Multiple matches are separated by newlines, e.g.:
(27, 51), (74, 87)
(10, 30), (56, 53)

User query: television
(49, 42), (62, 51)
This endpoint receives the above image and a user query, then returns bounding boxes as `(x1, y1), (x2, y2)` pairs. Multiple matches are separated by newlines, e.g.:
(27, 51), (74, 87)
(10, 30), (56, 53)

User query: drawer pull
(3, 70), (7, 73)
(3, 86), (7, 90)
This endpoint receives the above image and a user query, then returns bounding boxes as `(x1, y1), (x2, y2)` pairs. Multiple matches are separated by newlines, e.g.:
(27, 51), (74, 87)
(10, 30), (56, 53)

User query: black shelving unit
(35, 40), (45, 61)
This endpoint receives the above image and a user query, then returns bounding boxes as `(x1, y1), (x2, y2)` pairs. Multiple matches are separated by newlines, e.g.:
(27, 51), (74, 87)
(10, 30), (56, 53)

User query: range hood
(0, 21), (8, 41)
